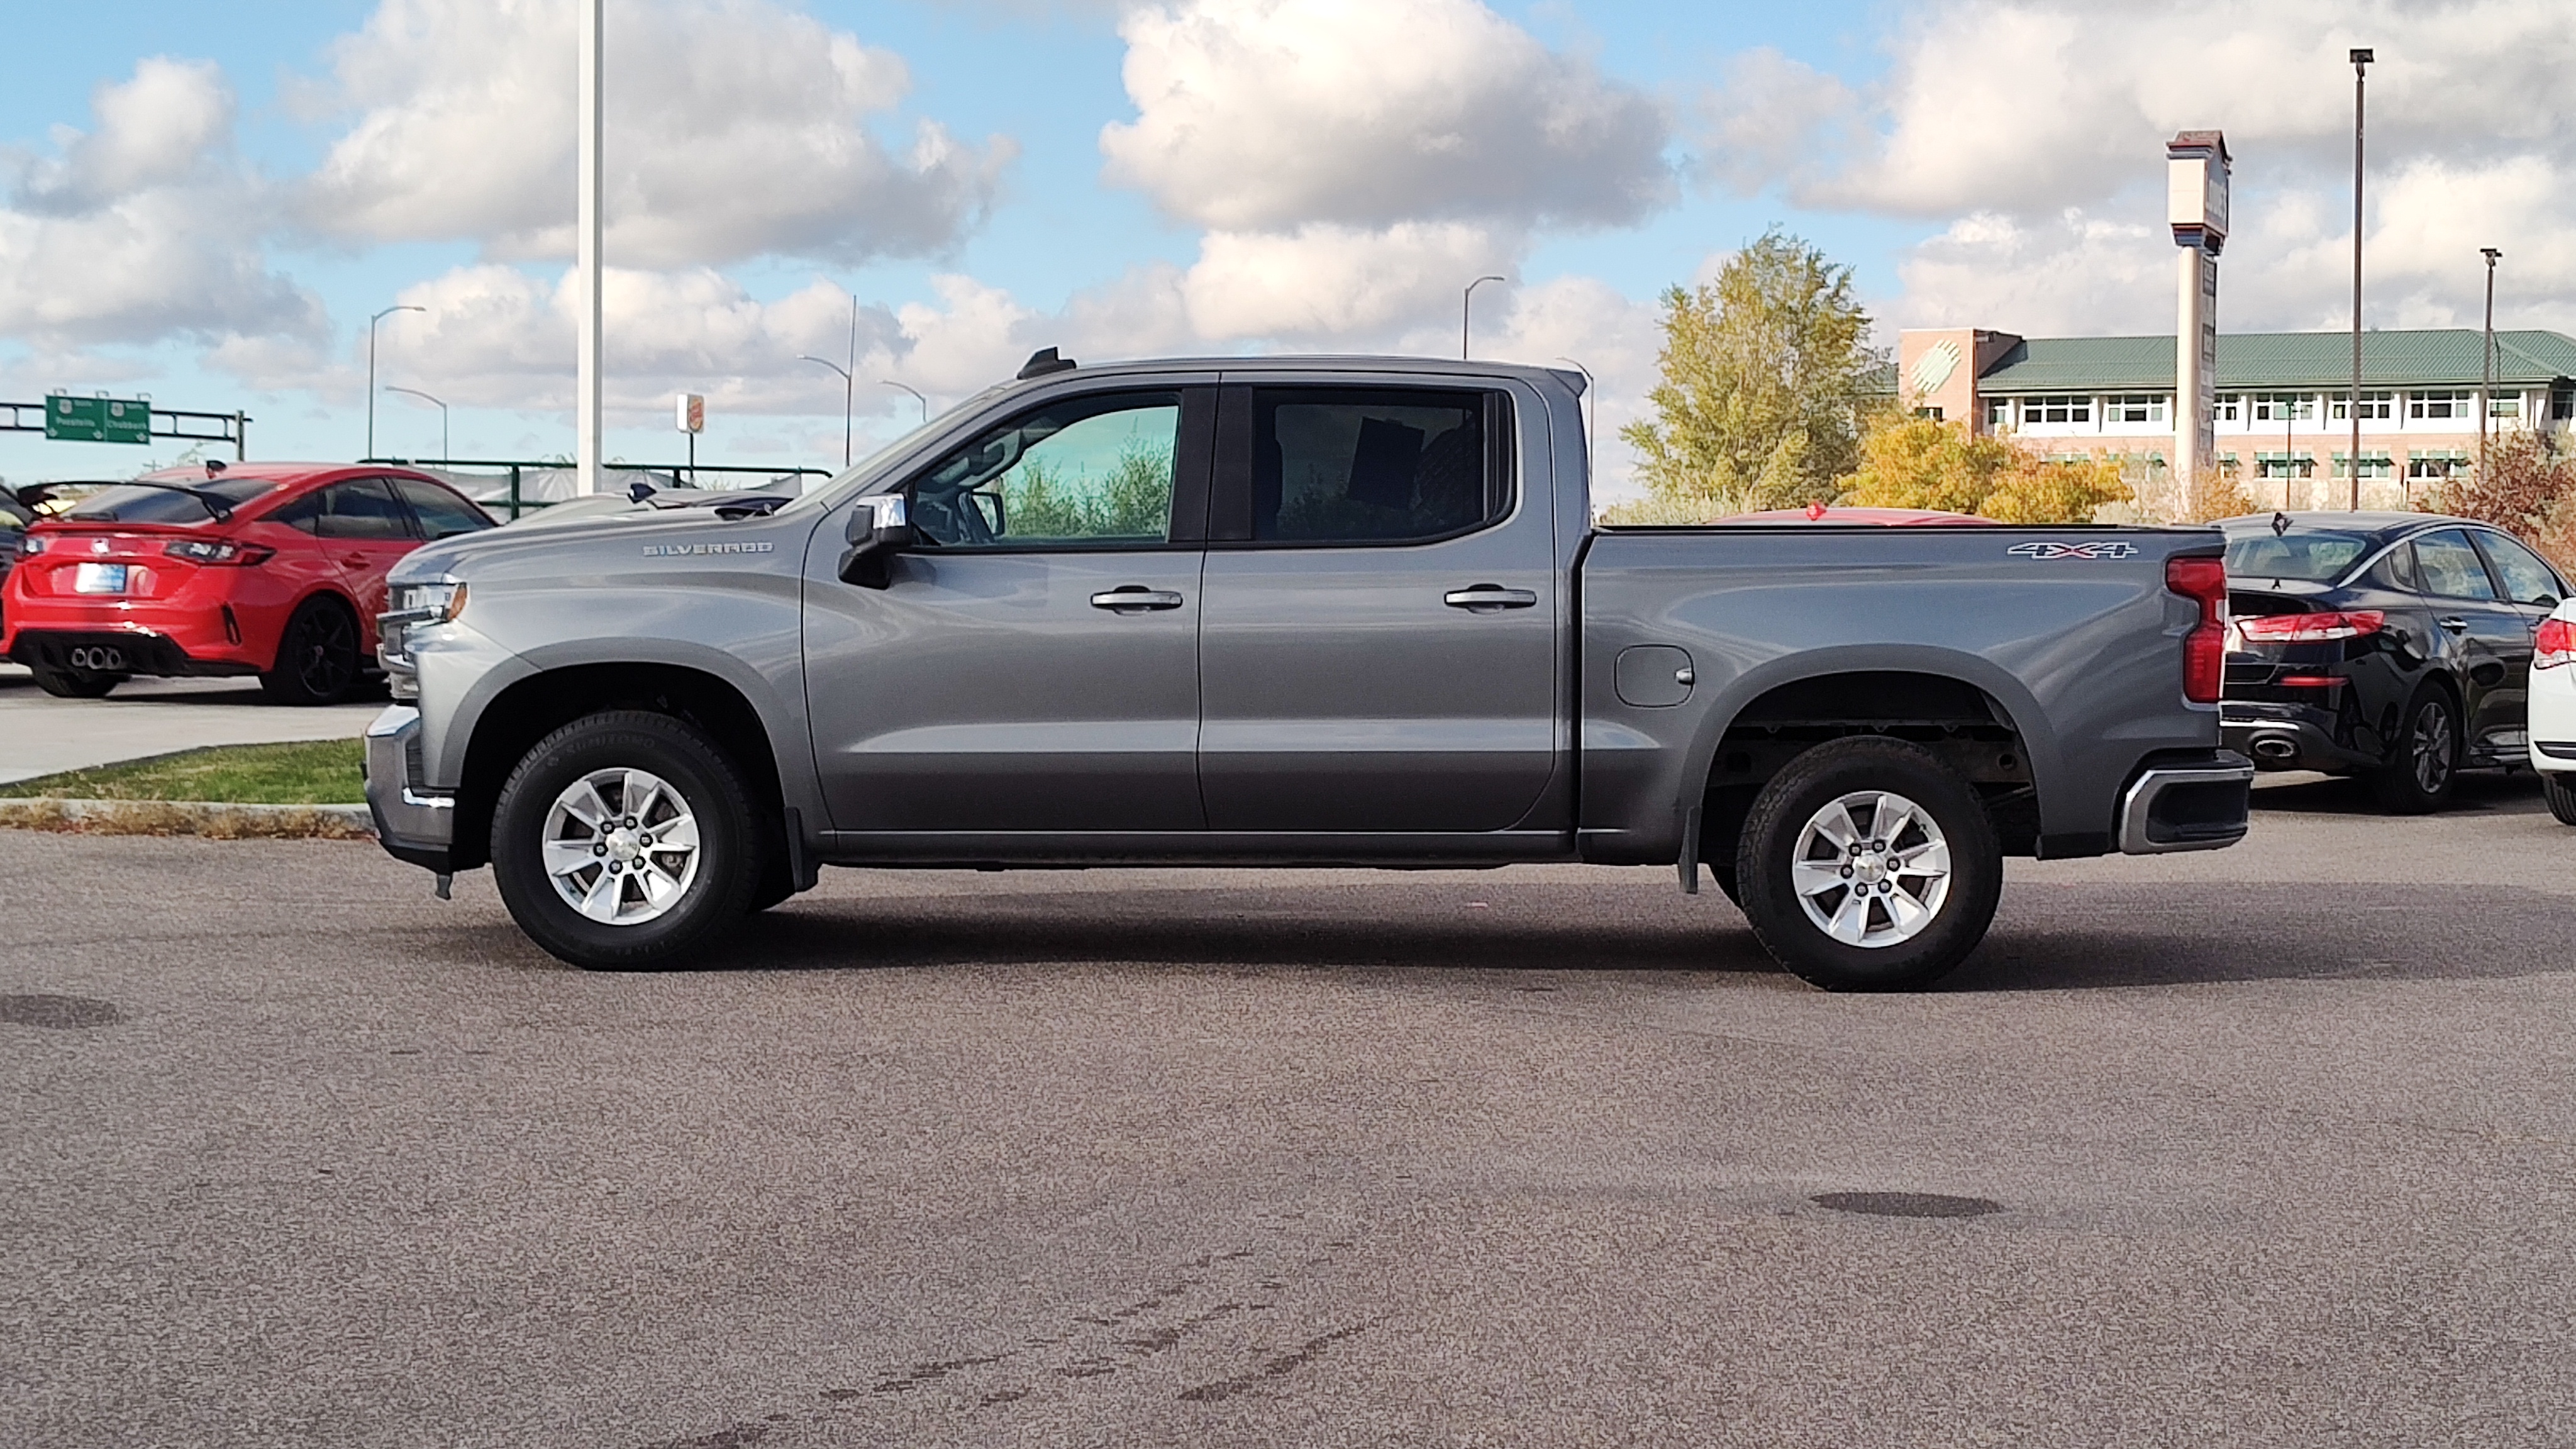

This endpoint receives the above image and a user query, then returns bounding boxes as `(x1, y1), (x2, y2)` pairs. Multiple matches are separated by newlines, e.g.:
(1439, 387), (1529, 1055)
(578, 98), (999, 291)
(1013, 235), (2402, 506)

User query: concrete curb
(0, 797), (374, 840)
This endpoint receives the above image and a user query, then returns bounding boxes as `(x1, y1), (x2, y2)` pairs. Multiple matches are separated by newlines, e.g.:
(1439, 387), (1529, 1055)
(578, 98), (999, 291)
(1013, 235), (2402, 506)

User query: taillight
(2167, 554), (2228, 704)
(2238, 610), (2385, 641)
(163, 538), (274, 566)
(2538, 617), (2575, 670)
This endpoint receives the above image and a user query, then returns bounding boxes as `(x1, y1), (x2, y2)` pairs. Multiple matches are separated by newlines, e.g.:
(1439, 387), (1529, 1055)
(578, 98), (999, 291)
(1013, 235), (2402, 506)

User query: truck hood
(394, 490), (804, 584)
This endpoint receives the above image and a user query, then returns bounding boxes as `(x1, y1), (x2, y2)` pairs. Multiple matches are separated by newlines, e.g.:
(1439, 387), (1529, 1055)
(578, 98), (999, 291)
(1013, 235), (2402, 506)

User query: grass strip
(0, 738), (367, 804)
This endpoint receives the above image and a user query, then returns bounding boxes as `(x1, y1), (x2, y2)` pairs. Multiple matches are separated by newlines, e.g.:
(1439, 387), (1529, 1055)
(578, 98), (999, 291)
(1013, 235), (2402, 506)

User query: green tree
(1608, 230), (1879, 522)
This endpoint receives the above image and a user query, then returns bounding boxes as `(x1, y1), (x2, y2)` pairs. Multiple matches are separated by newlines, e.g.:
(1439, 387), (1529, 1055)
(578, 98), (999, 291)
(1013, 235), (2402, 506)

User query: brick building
(1894, 326), (2576, 510)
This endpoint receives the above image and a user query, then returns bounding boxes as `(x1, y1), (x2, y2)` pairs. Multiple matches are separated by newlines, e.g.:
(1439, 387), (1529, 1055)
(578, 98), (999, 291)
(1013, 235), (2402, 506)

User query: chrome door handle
(2439, 616), (2469, 633)
(1090, 587), (1184, 613)
(1443, 585), (1539, 611)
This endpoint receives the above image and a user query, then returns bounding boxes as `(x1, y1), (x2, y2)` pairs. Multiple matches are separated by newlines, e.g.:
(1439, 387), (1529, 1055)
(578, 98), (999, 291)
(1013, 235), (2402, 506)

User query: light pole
(882, 380), (928, 424)
(2480, 247), (2502, 480)
(576, 0), (604, 494)
(2347, 46), (2372, 509)
(800, 355), (855, 465)
(1462, 275), (1506, 359)
(366, 304), (425, 460)
(384, 386), (450, 465)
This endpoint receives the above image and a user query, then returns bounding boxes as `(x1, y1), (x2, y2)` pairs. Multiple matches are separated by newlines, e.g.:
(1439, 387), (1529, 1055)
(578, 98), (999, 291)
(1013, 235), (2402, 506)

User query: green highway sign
(45, 394), (150, 445)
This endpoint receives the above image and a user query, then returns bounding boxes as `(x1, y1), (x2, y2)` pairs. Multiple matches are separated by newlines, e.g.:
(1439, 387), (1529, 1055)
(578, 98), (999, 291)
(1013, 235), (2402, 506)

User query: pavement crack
(1176, 1320), (1377, 1404)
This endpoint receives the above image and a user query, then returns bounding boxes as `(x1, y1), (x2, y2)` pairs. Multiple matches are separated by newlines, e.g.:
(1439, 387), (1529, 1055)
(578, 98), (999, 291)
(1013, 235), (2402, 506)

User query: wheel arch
(1681, 653), (2053, 870)
(449, 660), (787, 876)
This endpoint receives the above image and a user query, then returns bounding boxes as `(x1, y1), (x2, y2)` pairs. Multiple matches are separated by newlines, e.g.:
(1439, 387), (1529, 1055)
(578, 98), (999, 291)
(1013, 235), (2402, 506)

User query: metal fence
(360, 458), (835, 521)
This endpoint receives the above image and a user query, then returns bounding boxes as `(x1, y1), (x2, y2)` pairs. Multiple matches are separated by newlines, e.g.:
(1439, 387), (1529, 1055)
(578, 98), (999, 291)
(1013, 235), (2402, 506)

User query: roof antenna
(1016, 347), (1077, 380)
(628, 478), (657, 503)
(2270, 510), (2289, 536)
(204, 458), (227, 476)
(1806, 499), (1828, 521)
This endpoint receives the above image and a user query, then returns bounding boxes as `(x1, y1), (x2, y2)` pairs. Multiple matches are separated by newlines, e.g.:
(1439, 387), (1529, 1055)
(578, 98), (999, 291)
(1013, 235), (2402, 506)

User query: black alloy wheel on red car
(262, 596), (363, 705)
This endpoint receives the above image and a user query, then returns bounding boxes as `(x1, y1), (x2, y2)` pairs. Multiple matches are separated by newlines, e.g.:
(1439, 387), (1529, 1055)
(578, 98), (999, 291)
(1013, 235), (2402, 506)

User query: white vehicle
(2531, 599), (2576, 823)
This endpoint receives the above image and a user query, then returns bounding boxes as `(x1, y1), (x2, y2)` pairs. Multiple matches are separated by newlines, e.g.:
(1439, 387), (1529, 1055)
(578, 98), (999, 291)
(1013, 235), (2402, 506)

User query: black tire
(1734, 736), (2003, 992)
(2370, 684), (2458, 814)
(490, 711), (764, 970)
(261, 596), (364, 704)
(2545, 773), (2576, 827)
(31, 666), (123, 699)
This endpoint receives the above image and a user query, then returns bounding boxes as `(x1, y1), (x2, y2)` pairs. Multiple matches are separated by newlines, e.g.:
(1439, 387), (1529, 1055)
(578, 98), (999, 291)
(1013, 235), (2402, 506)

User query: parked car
(4, 463), (494, 702)
(2219, 511), (2567, 812)
(366, 352), (2250, 989)
(2530, 597), (2576, 824)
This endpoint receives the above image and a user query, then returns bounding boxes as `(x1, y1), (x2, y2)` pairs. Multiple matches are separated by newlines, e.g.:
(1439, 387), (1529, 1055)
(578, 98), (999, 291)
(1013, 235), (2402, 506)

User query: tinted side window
(1249, 388), (1502, 544)
(316, 479), (417, 540)
(395, 479), (494, 540)
(2412, 530), (2498, 601)
(910, 392), (1180, 550)
(2472, 530), (2562, 604)
(265, 491), (323, 535)
(2367, 544), (2419, 592)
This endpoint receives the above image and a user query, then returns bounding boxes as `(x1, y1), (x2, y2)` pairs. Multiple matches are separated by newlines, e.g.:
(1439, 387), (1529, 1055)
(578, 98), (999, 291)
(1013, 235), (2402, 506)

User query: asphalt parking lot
(0, 665), (381, 782)
(7, 772), (2573, 1448)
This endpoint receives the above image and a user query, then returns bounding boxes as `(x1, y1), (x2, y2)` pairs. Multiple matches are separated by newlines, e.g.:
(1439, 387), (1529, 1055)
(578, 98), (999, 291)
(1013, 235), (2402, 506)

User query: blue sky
(4, 0), (2568, 490)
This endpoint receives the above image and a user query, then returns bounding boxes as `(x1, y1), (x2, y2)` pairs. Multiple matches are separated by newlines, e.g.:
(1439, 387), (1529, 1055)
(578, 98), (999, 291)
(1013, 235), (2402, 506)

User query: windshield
(2224, 529), (2374, 583)
(65, 476), (282, 525)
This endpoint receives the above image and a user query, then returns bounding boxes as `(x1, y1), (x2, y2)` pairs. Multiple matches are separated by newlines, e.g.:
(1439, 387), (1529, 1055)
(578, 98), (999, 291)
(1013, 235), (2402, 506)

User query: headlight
(391, 580), (468, 623)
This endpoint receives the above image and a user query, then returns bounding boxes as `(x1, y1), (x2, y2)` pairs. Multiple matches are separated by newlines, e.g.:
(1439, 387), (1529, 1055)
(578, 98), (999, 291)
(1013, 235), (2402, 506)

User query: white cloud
(300, 0), (1011, 267)
(1182, 222), (1520, 340)
(0, 58), (322, 349)
(1101, 0), (1670, 232)
(1766, 0), (2576, 336)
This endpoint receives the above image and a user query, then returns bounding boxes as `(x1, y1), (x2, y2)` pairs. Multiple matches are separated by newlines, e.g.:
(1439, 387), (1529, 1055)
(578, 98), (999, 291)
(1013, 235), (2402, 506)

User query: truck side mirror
(839, 495), (916, 589)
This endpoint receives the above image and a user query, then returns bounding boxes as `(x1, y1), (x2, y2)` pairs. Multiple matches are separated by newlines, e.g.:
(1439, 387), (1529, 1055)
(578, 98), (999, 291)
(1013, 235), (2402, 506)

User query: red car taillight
(2167, 554), (2228, 704)
(162, 538), (274, 566)
(2237, 610), (2385, 641)
(2538, 617), (2575, 670)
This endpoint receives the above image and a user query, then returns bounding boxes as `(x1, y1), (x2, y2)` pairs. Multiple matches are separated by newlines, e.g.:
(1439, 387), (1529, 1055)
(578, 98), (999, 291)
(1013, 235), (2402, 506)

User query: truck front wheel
(490, 710), (763, 970)
(1734, 737), (2002, 992)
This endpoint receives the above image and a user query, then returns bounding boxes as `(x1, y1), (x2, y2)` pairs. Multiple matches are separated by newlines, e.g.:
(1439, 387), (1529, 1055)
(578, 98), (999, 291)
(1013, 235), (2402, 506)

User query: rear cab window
(1218, 386), (1513, 546)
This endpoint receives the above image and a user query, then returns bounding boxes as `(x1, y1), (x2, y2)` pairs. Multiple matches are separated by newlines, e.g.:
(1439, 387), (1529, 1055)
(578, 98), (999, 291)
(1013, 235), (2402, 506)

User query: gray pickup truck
(365, 352), (2251, 989)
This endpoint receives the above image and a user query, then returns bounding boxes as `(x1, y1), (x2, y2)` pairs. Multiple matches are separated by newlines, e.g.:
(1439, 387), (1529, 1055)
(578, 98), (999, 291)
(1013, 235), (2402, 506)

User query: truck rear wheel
(1734, 736), (2002, 992)
(490, 710), (763, 970)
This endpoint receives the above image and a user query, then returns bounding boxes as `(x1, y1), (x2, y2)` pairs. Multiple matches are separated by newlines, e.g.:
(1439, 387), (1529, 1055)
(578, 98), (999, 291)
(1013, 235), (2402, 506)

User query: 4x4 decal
(2006, 541), (2138, 560)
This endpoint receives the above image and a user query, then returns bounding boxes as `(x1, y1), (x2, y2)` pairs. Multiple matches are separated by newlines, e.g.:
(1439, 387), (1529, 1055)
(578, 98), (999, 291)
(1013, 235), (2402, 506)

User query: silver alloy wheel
(2411, 700), (2454, 793)
(540, 767), (702, 926)
(1789, 789), (1953, 949)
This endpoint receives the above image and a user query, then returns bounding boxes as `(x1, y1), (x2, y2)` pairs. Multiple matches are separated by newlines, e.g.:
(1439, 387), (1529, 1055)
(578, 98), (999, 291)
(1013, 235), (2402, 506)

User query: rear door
(313, 477), (422, 618)
(2411, 527), (2526, 748)
(1195, 380), (1558, 833)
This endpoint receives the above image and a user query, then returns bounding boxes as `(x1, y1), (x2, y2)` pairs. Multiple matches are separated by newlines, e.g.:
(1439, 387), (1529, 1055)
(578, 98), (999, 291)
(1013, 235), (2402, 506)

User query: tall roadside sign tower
(2167, 131), (2230, 492)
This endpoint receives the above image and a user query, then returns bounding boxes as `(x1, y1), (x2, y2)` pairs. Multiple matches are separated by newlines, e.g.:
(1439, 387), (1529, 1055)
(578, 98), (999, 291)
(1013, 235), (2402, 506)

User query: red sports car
(4, 462), (494, 702)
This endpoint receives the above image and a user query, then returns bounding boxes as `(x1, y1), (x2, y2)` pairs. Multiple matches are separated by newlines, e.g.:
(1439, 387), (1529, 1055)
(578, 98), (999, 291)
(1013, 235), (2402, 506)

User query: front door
(2470, 528), (2568, 747)
(804, 386), (1213, 833)
(1196, 382), (1559, 833)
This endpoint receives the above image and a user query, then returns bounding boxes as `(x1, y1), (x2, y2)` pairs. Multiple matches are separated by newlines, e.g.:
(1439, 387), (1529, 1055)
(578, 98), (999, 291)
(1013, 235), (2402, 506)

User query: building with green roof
(1891, 326), (2576, 509)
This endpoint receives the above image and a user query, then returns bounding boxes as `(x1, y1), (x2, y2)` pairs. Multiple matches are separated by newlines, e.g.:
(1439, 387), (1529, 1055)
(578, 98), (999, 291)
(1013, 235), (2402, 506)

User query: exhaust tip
(2250, 735), (2299, 762)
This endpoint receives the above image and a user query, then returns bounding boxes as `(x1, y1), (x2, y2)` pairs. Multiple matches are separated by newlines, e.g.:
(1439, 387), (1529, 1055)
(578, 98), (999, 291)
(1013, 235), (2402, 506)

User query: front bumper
(364, 706), (456, 872)
(2118, 751), (2254, 853)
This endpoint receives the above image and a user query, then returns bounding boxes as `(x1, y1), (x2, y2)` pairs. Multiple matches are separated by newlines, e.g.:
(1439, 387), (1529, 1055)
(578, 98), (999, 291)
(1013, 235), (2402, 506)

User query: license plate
(72, 563), (130, 595)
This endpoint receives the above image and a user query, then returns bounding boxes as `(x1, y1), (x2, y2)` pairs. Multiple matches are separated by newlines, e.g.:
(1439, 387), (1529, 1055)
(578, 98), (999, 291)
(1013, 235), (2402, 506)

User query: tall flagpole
(577, 0), (605, 495)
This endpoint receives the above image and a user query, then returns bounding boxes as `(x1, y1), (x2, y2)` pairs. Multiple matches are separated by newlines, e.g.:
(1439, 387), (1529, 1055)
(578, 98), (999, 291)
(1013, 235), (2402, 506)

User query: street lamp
(384, 386), (450, 465)
(2481, 247), (2503, 479)
(800, 355), (855, 465)
(2347, 46), (2372, 509)
(367, 304), (425, 460)
(881, 379), (928, 425)
(1462, 275), (1506, 360)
